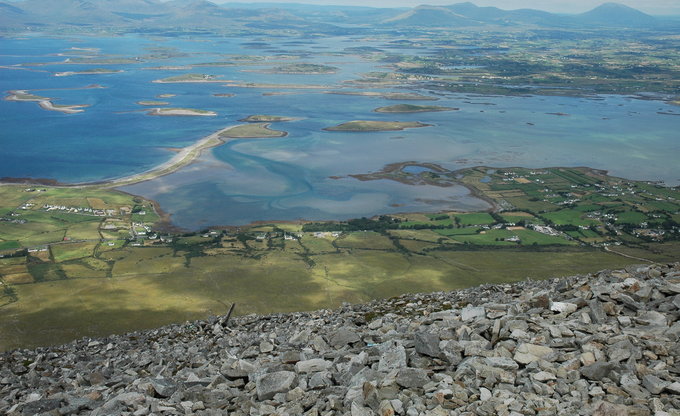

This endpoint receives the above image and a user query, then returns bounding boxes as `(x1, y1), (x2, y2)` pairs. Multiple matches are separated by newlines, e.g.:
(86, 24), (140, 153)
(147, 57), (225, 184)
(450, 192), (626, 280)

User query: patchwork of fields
(1, 166), (678, 350)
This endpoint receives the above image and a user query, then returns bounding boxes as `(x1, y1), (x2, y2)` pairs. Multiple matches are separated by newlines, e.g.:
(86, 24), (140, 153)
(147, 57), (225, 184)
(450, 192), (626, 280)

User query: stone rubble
(1, 263), (679, 415)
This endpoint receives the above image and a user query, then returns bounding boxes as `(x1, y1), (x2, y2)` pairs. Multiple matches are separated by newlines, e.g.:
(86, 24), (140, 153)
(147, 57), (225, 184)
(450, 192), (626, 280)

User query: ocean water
(2, 34), (679, 229)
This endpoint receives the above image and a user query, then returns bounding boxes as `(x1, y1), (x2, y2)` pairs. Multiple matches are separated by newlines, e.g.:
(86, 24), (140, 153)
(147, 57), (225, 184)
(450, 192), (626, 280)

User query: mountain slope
(382, 5), (481, 27)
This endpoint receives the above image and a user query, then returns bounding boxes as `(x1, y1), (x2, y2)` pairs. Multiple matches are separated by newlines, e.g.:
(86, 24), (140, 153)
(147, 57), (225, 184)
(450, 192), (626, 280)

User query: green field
(1, 166), (679, 351)
(0, 237), (654, 351)
(239, 115), (294, 122)
(220, 123), (287, 138)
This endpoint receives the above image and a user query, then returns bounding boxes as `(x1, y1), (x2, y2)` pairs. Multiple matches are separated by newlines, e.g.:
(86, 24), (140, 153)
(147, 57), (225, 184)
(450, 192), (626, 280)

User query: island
(268, 63), (338, 74)
(137, 100), (169, 106)
(325, 91), (439, 101)
(157, 94), (176, 98)
(213, 93), (235, 97)
(5, 90), (89, 114)
(147, 108), (217, 116)
(219, 123), (288, 138)
(239, 115), (294, 122)
(223, 82), (328, 89)
(152, 73), (226, 83)
(324, 120), (431, 132)
(55, 68), (123, 77)
(374, 104), (459, 113)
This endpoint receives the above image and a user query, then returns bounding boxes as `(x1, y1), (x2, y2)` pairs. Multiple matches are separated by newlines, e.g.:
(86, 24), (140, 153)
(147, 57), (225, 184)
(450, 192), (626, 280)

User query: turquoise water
(2, 34), (679, 229)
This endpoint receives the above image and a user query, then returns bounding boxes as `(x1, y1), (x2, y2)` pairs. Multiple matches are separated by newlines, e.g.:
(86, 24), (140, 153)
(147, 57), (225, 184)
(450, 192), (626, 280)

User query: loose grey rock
(414, 332), (440, 358)
(461, 306), (486, 322)
(642, 374), (669, 394)
(329, 327), (361, 348)
(21, 399), (61, 416)
(1, 263), (679, 416)
(149, 378), (177, 398)
(580, 361), (617, 381)
(295, 358), (332, 373)
(378, 342), (407, 371)
(395, 368), (430, 389)
(255, 371), (297, 400)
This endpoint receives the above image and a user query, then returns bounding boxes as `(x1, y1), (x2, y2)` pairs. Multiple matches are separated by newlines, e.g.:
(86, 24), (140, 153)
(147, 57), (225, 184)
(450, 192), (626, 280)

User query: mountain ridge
(0, 1), (669, 32)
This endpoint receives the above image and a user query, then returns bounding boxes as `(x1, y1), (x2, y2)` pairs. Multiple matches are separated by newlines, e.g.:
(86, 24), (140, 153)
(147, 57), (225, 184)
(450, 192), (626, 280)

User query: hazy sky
(221, 1), (680, 15)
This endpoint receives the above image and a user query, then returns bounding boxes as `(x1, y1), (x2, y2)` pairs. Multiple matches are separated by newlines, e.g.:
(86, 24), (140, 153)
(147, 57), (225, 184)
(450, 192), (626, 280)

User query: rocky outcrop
(1, 263), (679, 415)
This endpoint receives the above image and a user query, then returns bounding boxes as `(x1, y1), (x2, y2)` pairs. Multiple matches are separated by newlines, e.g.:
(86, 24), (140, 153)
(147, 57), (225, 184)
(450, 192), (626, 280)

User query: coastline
(0, 125), (284, 190)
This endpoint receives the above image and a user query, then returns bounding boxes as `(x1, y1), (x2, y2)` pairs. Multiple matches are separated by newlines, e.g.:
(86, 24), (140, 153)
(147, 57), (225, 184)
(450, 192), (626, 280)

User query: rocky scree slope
(2, 263), (680, 415)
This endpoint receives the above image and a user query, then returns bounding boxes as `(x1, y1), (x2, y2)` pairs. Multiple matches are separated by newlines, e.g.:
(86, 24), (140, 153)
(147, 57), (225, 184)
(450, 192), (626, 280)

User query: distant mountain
(382, 5), (481, 27)
(575, 3), (658, 27)
(0, 1), (26, 29)
(15, 0), (128, 26)
(0, 0), (669, 33)
(442, 2), (565, 26)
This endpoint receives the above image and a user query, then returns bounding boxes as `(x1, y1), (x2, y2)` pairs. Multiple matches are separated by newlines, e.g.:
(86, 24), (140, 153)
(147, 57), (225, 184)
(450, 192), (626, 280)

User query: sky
(218, 0), (680, 15)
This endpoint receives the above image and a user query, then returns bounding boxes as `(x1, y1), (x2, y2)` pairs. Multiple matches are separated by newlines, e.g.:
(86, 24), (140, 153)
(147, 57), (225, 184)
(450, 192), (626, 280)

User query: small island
(213, 93), (235, 97)
(324, 120), (431, 132)
(268, 63), (338, 74)
(239, 115), (294, 122)
(147, 108), (217, 116)
(152, 73), (224, 83)
(375, 104), (458, 113)
(219, 123), (288, 138)
(324, 91), (439, 101)
(137, 100), (169, 106)
(5, 90), (89, 114)
(157, 94), (176, 98)
(55, 68), (122, 77)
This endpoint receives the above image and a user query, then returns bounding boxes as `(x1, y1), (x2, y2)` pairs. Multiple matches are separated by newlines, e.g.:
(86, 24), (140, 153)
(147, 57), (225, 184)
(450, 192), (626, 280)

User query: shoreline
(0, 124), (286, 190)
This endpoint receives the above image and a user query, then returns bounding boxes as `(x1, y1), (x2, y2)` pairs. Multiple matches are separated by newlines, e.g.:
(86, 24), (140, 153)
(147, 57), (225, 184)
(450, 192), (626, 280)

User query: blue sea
(2, 34), (679, 229)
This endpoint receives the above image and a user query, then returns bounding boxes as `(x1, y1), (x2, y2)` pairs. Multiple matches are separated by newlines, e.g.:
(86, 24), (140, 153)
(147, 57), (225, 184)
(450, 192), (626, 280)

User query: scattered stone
(329, 327), (361, 348)
(255, 371), (297, 400)
(461, 306), (485, 321)
(1, 263), (679, 416)
(642, 374), (669, 394)
(296, 358), (332, 373)
(414, 332), (440, 358)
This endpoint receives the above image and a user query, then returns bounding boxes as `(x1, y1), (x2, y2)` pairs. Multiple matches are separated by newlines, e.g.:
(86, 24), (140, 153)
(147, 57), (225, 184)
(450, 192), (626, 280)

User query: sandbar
(55, 69), (122, 77)
(1, 125), (290, 189)
(38, 100), (89, 114)
(324, 91), (438, 101)
(138, 100), (169, 106)
(5, 90), (88, 113)
(147, 108), (217, 116)
(223, 82), (329, 89)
